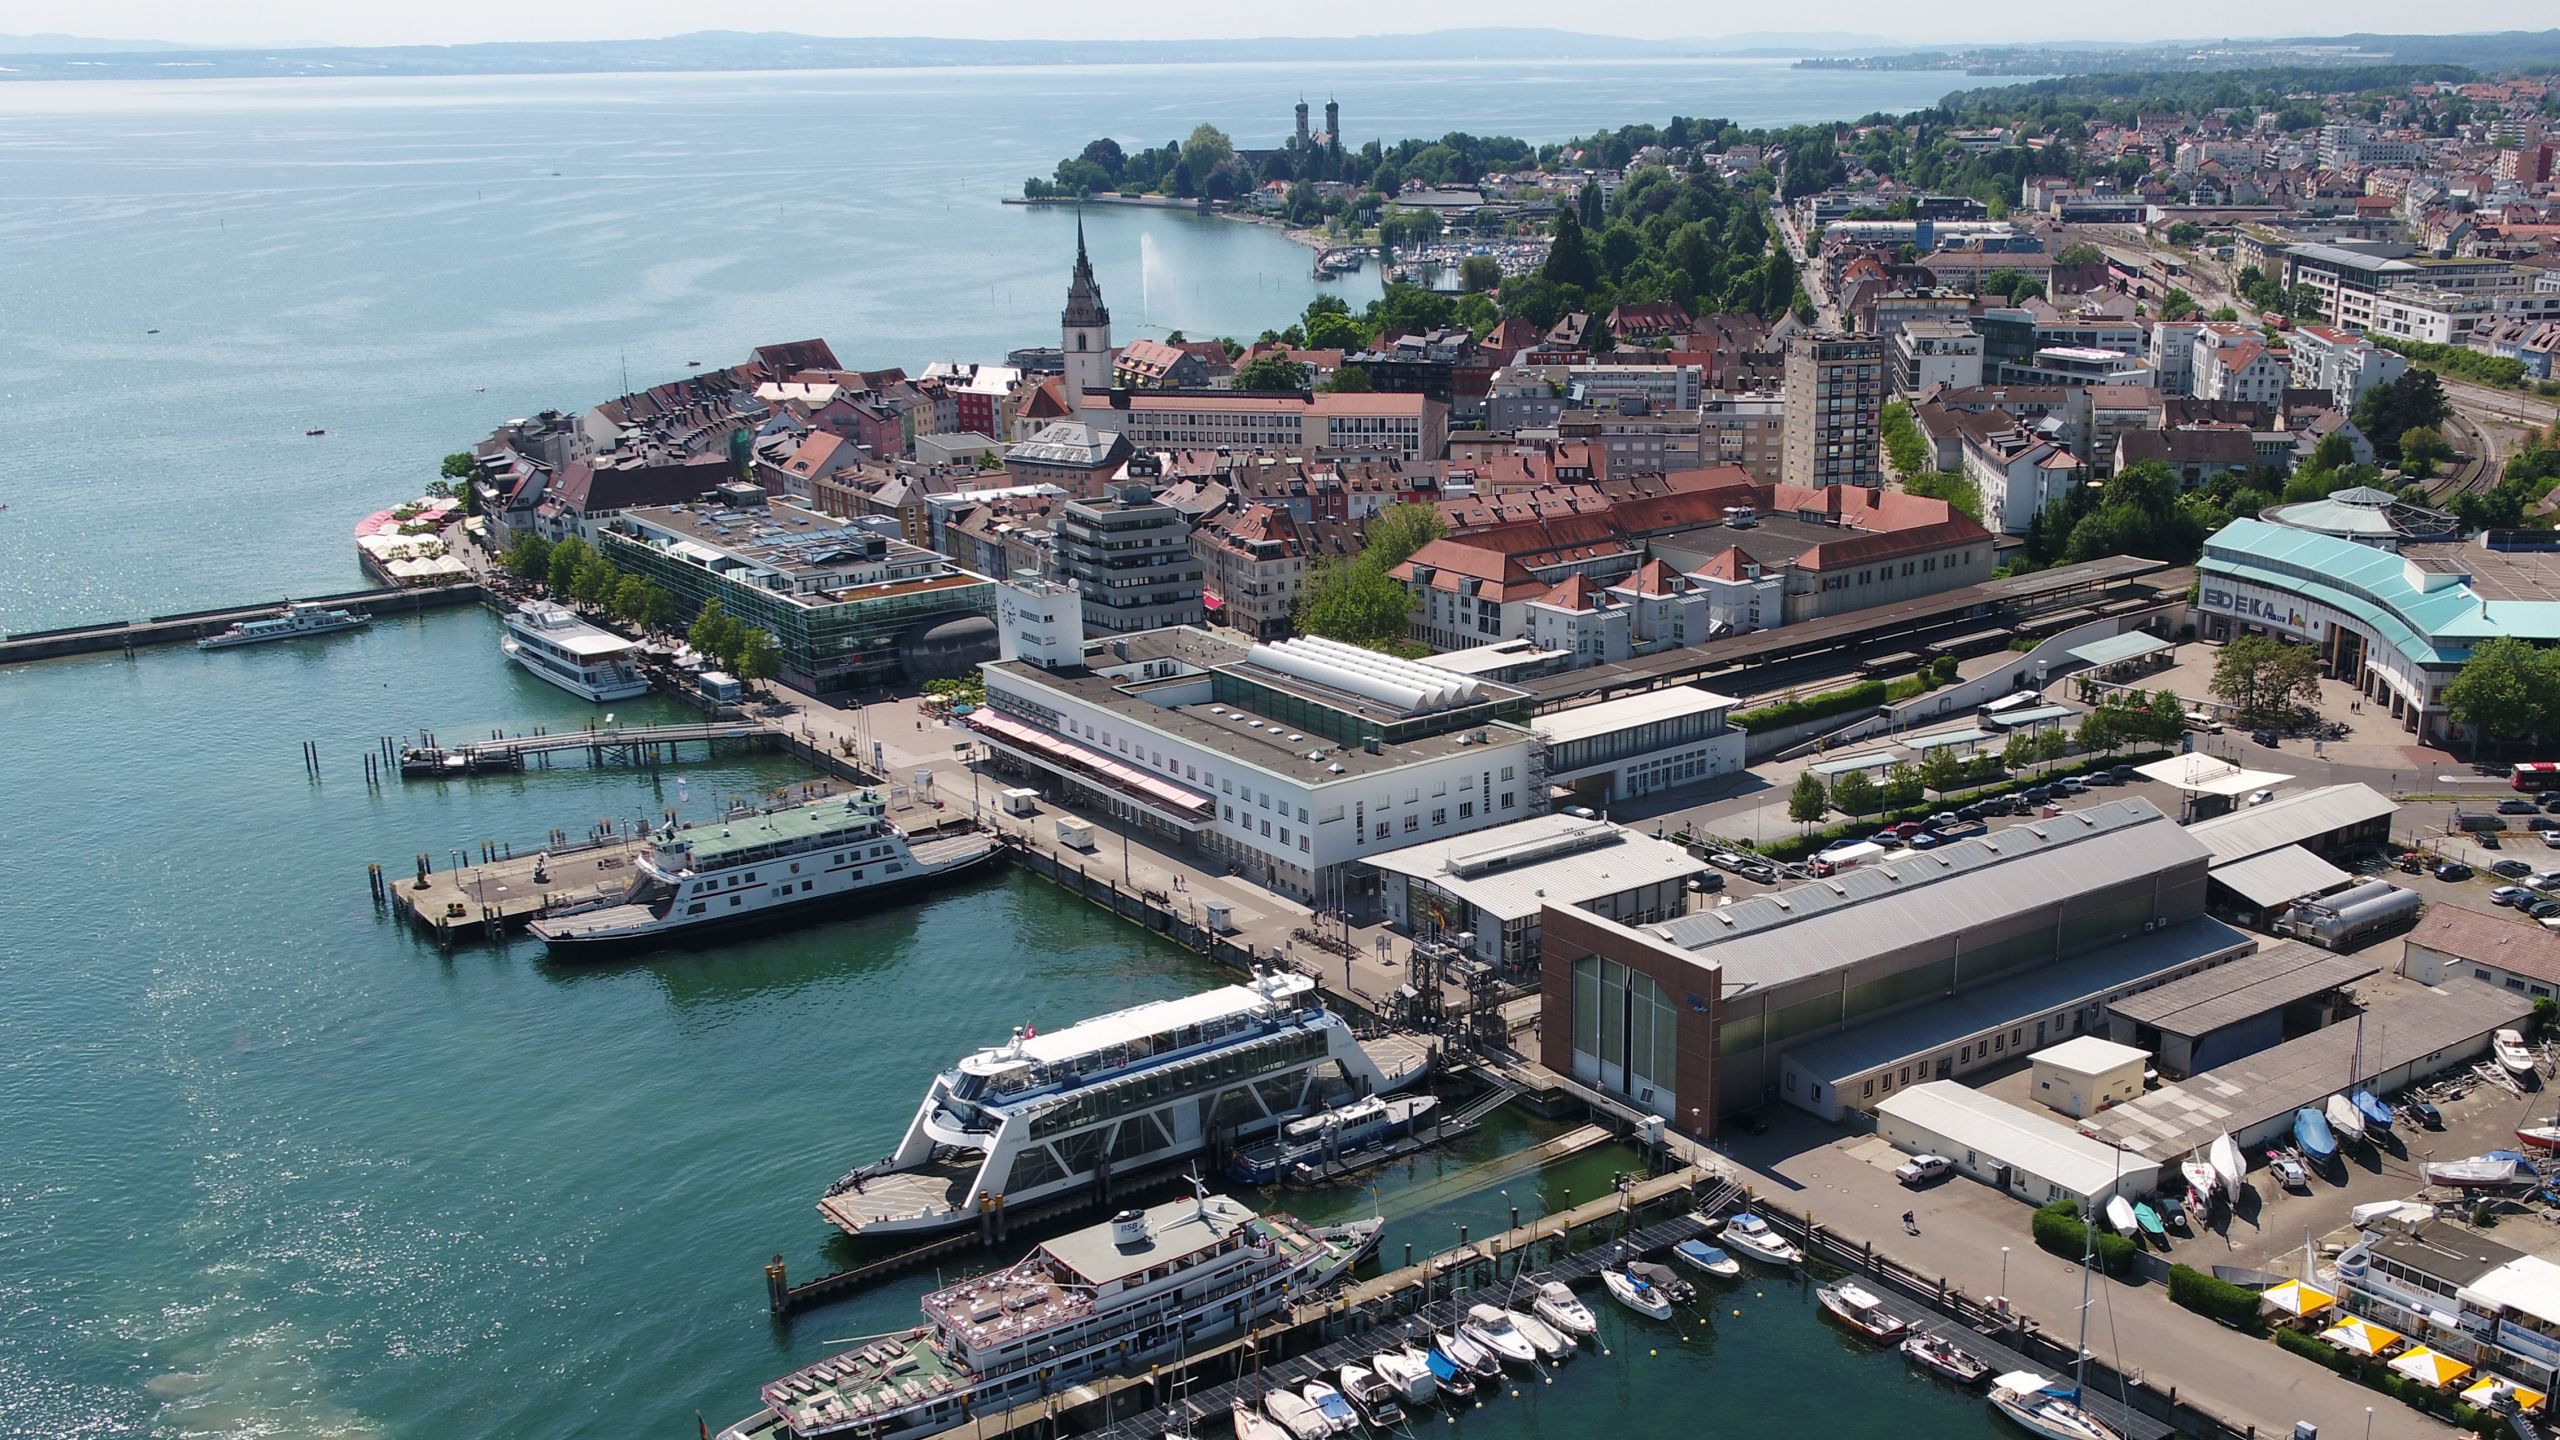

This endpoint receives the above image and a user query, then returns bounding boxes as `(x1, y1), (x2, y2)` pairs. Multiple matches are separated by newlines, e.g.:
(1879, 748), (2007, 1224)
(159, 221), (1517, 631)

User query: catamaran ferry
(820, 969), (1419, 1239)
(721, 1189), (1379, 1440)
(527, 791), (999, 955)
(499, 600), (652, 702)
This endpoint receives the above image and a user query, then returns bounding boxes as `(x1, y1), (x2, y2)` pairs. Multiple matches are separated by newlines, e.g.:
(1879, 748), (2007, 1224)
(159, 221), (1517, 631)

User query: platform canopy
(2135, 754), (2293, 797)
(2068, 632), (2173, 669)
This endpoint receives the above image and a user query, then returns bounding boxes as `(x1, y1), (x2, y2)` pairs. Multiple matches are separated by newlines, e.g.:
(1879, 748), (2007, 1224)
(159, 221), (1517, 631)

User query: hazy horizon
(11, 8), (2558, 52)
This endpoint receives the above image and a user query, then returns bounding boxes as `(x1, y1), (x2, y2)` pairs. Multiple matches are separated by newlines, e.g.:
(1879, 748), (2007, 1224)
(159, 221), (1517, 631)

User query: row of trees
(498, 533), (779, 683)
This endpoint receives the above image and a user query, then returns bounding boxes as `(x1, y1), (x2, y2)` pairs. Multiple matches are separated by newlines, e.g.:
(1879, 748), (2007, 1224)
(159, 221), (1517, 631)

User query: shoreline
(1006, 192), (1353, 255)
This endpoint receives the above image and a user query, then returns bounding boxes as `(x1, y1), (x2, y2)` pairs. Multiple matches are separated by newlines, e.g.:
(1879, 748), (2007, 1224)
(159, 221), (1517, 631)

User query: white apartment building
(1087, 390), (1446, 463)
(2369, 284), (2560, 347)
(975, 609), (1539, 904)
(1895, 321), (1986, 397)
(2193, 332), (2290, 406)
(2149, 321), (2206, 396)
(2287, 326), (2409, 412)
(1963, 422), (2085, 536)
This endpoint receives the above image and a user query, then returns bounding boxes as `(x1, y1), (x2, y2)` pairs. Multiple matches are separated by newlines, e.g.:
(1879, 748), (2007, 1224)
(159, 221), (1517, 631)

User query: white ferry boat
(499, 600), (651, 701)
(196, 600), (371, 649)
(528, 791), (998, 956)
(1224, 1093), (1439, 1186)
(820, 970), (1417, 1240)
(720, 1189), (1379, 1440)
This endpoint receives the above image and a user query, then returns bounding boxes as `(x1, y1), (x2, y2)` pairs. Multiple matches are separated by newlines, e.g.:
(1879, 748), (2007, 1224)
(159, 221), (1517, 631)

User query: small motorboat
(1233, 1399), (1291, 1440)
(2103, 1195), (2139, 1234)
(2326, 1094), (2368, 1146)
(1604, 1264), (1676, 1320)
(1674, 1238), (1742, 1278)
(1462, 1303), (1540, 1367)
(1903, 1329), (1994, 1386)
(2211, 1132), (2247, 1193)
(1507, 1305), (1573, 1361)
(1338, 1365), (1406, 1429)
(2353, 1090), (2395, 1132)
(1530, 1280), (1598, 1339)
(2497, 1029), (2537, 1077)
(1421, 1344), (1476, 1400)
(1301, 1379), (1360, 1436)
(1626, 1259), (1695, 1306)
(1720, 1212), (1804, 1265)
(2268, 1150), (2310, 1190)
(1262, 1388), (1328, 1440)
(2133, 1203), (2167, 1244)
(1375, 1346), (1437, 1406)
(305, 427), (326, 437)
(1818, 1281), (1910, 1341)
(2293, 1107), (2338, 1164)
(2158, 1193), (2190, 1234)
(1435, 1328), (1501, 1380)
(2425, 1158), (2523, 1190)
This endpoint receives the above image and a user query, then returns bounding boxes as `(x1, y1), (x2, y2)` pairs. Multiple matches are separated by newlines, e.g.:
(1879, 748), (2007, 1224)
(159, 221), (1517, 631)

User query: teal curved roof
(2199, 520), (2560, 669)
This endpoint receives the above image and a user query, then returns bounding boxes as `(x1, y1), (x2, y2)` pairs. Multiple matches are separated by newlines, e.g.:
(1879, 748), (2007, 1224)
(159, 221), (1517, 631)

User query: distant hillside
(0, 32), (188, 54)
(1801, 28), (2560, 75)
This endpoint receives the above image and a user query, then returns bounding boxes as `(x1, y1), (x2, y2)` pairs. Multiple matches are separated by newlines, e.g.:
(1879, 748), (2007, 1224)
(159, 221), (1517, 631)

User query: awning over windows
(967, 709), (1215, 821)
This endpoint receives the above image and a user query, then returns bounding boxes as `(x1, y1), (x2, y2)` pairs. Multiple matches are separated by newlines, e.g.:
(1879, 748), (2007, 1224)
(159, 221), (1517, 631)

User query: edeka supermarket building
(2197, 519), (2560, 744)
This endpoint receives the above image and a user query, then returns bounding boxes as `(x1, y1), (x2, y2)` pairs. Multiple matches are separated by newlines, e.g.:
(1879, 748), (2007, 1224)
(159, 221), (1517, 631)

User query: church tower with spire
(1060, 214), (1113, 404)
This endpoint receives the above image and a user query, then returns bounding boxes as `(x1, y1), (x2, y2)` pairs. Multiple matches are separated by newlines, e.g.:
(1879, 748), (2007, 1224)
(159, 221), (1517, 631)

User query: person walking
(1902, 1209), (1918, 1235)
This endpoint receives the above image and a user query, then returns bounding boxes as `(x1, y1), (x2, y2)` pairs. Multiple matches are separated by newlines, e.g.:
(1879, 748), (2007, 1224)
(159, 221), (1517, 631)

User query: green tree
(2033, 727), (2069, 774)
(2002, 730), (2039, 776)
(1303, 307), (1367, 351)
(2210, 633), (2324, 726)
(1788, 771), (1830, 831)
(2157, 288), (2201, 321)
(546, 535), (591, 596)
(1233, 354), (1312, 392)
(1294, 559), (1415, 649)
(612, 573), (655, 628)
(2165, 221), (2204, 247)
(1459, 254), (1502, 293)
(1543, 209), (1601, 292)
(502, 532), (553, 583)
(1319, 365), (1374, 393)
(2443, 635), (2560, 758)
(1831, 768), (1881, 819)
(570, 551), (621, 608)
(689, 598), (743, 667)
(1918, 748), (1964, 801)
(1362, 502), (1449, 570)
(2054, 242), (2103, 266)
(732, 627), (782, 686)
(1882, 762), (1924, 809)
(1179, 124), (1234, 179)
(2398, 425), (2451, 479)
(1902, 471), (1985, 524)
(440, 451), (476, 480)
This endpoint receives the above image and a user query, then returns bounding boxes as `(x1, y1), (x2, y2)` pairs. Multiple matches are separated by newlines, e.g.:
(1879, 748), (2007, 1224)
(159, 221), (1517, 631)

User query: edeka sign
(2199, 584), (2316, 637)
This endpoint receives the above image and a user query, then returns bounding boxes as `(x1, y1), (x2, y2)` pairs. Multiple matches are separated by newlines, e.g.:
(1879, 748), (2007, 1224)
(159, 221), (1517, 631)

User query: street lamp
(2000, 1245), (2011, 1296)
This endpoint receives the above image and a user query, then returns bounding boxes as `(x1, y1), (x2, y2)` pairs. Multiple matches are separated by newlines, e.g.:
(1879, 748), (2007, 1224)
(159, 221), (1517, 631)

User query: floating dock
(398, 719), (777, 778)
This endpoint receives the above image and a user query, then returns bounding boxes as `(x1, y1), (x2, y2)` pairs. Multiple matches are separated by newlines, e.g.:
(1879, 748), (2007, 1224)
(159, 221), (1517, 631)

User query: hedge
(2030, 1199), (2138, 1276)
(1733, 680), (1888, 735)
(2275, 1326), (2350, 1371)
(2168, 1264), (2266, 1334)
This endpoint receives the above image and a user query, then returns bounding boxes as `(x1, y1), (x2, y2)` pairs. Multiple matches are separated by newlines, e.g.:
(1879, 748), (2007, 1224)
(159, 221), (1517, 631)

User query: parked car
(2409, 1100), (2444, 1130)
(2491, 859), (2535, 879)
(2544, 831), (2560, 849)
(2085, 769), (2122, 787)
(2436, 860), (2475, 882)
(2530, 900), (2560, 921)
(2396, 852), (2427, 874)
(2251, 729), (2280, 747)
(2022, 786), (2052, 805)
(1890, 821), (1926, 840)
(2492, 885), (2537, 908)
(1707, 851), (1752, 874)
(1739, 861), (1780, 885)
(1561, 805), (1598, 819)
(2499, 799), (2541, 816)
(1894, 1154), (1955, 1187)
(1688, 871), (1726, 893)
(2055, 776), (2089, 794)
(2110, 765), (2138, 783)
(2530, 871), (2560, 891)
(2541, 793), (2560, 813)
(2246, 789), (2276, 806)
(1929, 812), (1960, 829)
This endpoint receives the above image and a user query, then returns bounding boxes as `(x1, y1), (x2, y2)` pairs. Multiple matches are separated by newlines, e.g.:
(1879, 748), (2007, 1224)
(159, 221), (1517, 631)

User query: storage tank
(2276, 884), (2421, 950)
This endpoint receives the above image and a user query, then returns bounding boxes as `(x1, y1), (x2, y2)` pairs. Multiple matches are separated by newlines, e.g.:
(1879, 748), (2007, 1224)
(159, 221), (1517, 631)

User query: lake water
(0, 58), (1984, 632)
(0, 57), (2021, 1440)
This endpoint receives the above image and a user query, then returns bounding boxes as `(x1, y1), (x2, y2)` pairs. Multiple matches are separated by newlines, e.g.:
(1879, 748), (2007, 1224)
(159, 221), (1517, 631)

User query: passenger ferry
(721, 1188), (1377, 1440)
(1225, 1093), (1439, 1185)
(499, 600), (651, 701)
(528, 791), (998, 956)
(820, 969), (1419, 1239)
(196, 600), (371, 649)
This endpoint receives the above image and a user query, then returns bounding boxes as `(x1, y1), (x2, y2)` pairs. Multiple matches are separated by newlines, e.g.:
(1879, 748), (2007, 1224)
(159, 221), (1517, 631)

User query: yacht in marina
(720, 1187), (1379, 1440)
(528, 791), (999, 955)
(196, 600), (371, 649)
(820, 969), (1421, 1240)
(499, 600), (652, 701)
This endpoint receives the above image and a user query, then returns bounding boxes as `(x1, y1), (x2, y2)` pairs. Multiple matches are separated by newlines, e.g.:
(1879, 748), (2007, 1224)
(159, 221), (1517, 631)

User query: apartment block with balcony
(1782, 332), (1886, 489)
(1052, 483), (1204, 636)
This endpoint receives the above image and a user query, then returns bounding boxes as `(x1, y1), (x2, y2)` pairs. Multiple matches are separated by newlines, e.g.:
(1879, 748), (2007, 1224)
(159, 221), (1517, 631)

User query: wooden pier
(398, 719), (776, 779)
(383, 835), (650, 944)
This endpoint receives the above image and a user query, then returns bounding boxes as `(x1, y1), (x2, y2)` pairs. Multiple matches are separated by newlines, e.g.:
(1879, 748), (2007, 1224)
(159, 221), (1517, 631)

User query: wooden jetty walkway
(398, 719), (775, 778)
(384, 835), (650, 944)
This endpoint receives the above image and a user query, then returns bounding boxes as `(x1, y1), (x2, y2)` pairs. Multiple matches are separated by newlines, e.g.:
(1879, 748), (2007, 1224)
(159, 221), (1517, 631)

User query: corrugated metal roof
(2104, 943), (2377, 1037)
(2207, 844), (2355, 907)
(1877, 1082), (2158, 1199)
(2084, 978), (2530, 1161)
(2067, 631), (2173, 667)
(2186, 783), (2399, 865)
(1987, 705), (2075, 729)
(1363, 815), (1703, 924)
(1647, 799), (2208, 992)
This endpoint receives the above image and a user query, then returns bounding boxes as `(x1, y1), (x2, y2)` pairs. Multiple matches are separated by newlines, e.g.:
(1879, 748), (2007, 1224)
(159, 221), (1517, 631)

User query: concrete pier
(0, 582), (481, 663)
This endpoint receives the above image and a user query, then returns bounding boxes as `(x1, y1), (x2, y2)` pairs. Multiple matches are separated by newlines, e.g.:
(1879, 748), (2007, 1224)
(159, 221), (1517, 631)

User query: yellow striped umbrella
(2319, 1316), (2403, 1356)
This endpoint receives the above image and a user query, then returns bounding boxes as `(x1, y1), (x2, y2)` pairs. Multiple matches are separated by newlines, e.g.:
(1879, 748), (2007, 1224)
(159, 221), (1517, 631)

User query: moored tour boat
(197, 600), (371, 649)
(499, 599), (651, 701)
(1224, 1093), (1438, 1185)
(1818, 1281), (1910, 1341)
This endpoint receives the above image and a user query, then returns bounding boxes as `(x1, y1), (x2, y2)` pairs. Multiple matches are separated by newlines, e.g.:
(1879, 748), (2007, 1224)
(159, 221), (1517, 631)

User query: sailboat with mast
(1990, 1151), (2127, 1440)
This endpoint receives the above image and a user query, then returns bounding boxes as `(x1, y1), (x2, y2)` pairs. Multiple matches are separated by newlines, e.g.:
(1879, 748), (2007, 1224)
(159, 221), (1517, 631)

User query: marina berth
(820, 969), (1410, 1241)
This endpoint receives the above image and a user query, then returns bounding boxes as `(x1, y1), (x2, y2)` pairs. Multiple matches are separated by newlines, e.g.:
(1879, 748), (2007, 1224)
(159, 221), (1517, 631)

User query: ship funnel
(1109, 1209), (1149, 1248)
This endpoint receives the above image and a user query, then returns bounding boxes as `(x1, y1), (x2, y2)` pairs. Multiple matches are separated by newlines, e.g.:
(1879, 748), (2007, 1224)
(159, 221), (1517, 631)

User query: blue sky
(13, 3), (2557, 49)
